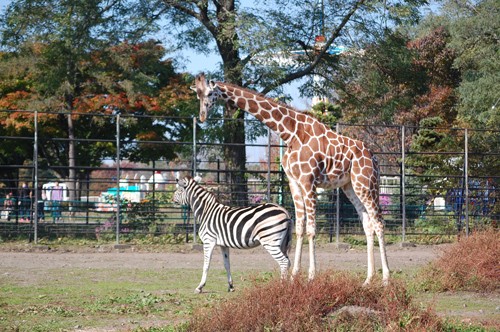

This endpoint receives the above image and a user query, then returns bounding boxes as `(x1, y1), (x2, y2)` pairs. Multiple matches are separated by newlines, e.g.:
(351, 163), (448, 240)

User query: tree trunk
(222, 105), (248, 206)
(67, 113), (76, 204)
(217, 0), (248, 206)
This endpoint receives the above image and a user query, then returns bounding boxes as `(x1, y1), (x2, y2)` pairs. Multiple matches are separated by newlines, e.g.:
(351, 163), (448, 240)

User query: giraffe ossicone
(191, 72), (390, 285)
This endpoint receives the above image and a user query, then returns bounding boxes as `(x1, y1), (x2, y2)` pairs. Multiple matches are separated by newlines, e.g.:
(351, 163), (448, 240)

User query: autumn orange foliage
(418, 229), (500, 292)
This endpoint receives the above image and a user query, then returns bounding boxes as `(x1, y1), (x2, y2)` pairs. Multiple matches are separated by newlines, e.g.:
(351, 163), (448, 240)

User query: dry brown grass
(187, 272), (443, 332)
(417, 229), (500, 292)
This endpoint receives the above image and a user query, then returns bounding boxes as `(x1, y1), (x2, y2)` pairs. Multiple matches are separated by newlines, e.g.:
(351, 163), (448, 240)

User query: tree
(339, 27), (459, 127)
(0, 40), (197, 200)
(436, 0), (499, 129)
(415, 0), (499, 178)
(0, 0), (167, 201)
(160, 0), (426, 204)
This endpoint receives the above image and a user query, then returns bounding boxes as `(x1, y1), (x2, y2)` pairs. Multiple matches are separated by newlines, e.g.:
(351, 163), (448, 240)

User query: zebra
(173, 176), (293, 293)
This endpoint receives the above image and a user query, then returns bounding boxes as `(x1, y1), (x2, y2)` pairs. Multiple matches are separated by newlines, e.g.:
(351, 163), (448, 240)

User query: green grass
(0, 267), (233, 331)
(415, 292), (500, 327)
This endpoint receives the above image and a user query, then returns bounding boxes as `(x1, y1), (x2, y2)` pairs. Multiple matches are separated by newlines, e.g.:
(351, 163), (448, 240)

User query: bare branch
(260, 0), (366, 94)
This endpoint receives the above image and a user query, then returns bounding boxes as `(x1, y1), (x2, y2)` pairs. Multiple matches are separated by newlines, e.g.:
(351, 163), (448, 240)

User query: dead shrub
(416, 229), (500, 292)
(187, 272), (443, 331)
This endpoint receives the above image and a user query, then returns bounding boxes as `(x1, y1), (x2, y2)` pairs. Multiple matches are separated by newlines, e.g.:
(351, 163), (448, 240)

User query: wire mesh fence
(0, 111), (498, 243)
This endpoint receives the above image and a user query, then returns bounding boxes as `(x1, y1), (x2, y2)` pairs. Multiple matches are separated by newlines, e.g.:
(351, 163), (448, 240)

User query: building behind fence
(0, 111), (498, 243)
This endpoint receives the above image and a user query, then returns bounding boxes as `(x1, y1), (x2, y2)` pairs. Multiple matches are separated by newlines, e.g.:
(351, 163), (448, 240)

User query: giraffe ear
(208, 80), (216, 89)
(190, 85), (196, 92)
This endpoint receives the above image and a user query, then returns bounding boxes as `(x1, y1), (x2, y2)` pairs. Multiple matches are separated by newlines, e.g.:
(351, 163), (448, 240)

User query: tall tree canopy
(0, 1), (197, 198)
(160, 0), (426, 204)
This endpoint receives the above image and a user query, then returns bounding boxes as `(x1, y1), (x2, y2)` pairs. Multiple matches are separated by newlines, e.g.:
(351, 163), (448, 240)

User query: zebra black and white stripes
(173, 176), (293, 293)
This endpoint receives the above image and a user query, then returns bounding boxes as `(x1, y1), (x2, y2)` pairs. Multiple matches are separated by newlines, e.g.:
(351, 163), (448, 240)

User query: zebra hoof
(228, 286), (235, 292)
(194, 288), (202, 294)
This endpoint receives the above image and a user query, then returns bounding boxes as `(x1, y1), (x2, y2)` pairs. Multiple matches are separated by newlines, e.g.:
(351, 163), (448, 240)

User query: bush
(187, 272), (443, 331)
(416, 229), (499, 292)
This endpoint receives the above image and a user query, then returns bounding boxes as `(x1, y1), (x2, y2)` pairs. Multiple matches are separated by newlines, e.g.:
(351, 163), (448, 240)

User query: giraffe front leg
(220, 246), (234, 292)
(288, 179), (306, 279)
(196, 241), (216, 293)
(292, 219), (304, 279)
(304, 193), (318, 281)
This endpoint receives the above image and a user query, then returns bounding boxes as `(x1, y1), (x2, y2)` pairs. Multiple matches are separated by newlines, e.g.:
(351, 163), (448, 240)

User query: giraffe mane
(217, 81), (303, 114)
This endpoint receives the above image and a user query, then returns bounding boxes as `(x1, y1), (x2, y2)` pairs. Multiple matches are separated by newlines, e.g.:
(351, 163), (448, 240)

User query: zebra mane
(188, 178), (221, 204)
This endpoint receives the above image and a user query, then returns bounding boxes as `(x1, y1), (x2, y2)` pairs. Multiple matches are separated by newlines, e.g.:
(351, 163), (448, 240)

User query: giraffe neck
(215, 82), (300, 143)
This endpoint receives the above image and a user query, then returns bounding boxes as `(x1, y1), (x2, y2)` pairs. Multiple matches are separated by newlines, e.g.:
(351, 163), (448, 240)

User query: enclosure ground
(0, 242), (498, 331)
(0, 242), (441, 273)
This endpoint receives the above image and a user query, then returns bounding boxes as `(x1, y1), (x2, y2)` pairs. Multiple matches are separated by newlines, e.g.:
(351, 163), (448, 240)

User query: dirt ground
(1, 242), (499, 331)
(0, 242), (443, 277)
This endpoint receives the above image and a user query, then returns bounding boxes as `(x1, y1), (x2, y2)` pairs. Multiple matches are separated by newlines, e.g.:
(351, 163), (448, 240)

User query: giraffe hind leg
(375, 218), (390, 285)
(342, 183), (376, 285)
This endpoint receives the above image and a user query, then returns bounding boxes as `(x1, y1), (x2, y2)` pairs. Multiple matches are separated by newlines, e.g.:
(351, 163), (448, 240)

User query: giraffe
(191, 73), (390, 285)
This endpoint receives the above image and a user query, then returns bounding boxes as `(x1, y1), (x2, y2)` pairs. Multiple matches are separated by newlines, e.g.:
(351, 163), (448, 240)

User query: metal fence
(0, 111), (498, 243)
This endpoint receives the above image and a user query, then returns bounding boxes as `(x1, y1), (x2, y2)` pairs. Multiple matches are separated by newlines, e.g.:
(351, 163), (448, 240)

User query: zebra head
(173, 178), (188, 205)
(173, 176), (197, 206)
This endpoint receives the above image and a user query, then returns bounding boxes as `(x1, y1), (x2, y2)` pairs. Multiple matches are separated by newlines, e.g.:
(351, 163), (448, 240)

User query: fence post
(267, 127), (271, 200)
(115, 112), (121, 244)
(401, 125), (406, 243)
(33, 110), (39, 244)
(335, 123), (340, 244)
(192, 117), (197, 243)
(464, 128), (469, 237)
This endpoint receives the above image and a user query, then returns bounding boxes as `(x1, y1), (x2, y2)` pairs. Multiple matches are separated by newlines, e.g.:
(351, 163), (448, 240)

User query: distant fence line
(0, 111), (498, 244)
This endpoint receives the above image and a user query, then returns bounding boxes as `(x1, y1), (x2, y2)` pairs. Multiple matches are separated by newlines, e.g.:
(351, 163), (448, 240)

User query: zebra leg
(220, 246), (234, 292)
(196, 241), (216, 293)
(262, 243), (290, 279)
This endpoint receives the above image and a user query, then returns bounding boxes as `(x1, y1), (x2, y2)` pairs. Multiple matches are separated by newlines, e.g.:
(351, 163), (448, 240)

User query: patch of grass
(0, 267), (218, 332)
(414, 229), (499, 292)
(416, 292), (500, 331)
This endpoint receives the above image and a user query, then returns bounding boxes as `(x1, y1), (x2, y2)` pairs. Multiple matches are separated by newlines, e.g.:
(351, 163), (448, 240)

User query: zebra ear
(193, 175), (202, 183)
(175, 177), (187, 188)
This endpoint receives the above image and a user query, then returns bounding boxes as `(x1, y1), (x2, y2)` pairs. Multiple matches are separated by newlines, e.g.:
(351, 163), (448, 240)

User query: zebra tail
(281, 219), (293, 256)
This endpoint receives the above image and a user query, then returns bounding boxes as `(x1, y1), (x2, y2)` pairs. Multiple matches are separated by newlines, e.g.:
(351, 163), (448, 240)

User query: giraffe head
(190, 73), (219, 123)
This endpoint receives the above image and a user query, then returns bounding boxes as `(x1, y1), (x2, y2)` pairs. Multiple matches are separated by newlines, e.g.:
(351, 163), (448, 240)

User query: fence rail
(0, 111), (498, 243)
